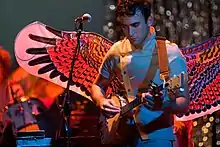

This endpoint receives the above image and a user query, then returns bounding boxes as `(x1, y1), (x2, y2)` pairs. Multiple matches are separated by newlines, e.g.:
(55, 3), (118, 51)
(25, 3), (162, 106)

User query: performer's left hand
(141, 91), (163, 111)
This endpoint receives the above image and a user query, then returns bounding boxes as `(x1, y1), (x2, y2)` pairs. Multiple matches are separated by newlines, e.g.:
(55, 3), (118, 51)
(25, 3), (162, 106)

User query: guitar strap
(119, 37), (170, 139)
(156, 36), (170, 81)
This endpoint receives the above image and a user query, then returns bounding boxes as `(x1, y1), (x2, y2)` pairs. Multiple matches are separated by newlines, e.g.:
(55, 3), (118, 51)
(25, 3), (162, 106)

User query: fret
(120, 97), (141, 116)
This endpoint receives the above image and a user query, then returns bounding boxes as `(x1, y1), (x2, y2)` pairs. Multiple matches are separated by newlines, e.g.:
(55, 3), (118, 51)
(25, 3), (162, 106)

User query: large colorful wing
(15, 21), (113, 101)
(176, 35), (220, 121)
(15, 21), (220, 121)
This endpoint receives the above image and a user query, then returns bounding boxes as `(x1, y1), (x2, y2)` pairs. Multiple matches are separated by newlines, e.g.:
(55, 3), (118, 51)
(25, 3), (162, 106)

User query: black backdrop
(0, 0), (106, 70)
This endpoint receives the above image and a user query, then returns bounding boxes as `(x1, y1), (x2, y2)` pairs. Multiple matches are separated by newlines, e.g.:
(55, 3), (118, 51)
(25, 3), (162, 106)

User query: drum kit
(0, 95), (52, 146)
(0, 67), (64, 135)
(0, 46), (102, 145)
(0, 86), (101, 146)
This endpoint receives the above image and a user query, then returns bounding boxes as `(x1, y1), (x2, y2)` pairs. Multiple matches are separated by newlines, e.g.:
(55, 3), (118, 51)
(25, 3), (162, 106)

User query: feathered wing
(15, 21), (113, 101)
(176, 35), (220, 121)
(15, 21), (220, 120)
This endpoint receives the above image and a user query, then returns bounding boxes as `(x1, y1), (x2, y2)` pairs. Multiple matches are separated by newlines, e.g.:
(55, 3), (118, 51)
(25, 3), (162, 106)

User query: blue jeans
(132, 138), (173, 147)
(113, 121), (174, 147)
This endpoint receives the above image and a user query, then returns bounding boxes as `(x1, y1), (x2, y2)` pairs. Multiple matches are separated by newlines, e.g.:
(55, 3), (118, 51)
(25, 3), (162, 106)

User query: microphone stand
(56, 20), (83, 147)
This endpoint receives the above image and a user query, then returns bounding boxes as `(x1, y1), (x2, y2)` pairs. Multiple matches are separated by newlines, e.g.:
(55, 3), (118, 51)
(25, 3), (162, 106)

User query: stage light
(193, 121), (198, 126)
(107, 22), (114, 27)
(103, 25), (109, 32)
(206, 122), (211, 128)
(159, 6), (165, 15)
(203, 136), (208, 142)
(166, 10), (172, 16)
(198, 142), (204, 146)
(169, 16), (174, 21)
(109, 5), (116, 10)
(187, 2), (193, 8)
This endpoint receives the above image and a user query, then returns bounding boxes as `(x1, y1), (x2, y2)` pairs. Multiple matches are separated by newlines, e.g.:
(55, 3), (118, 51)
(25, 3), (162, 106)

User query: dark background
(0, 0), (106, 69)
(0, 0), (219, 146)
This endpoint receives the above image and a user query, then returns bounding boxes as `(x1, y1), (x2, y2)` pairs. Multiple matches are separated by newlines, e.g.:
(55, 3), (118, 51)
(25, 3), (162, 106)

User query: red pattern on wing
(27, 25), (113, 96)
(176, 35), (220, 121)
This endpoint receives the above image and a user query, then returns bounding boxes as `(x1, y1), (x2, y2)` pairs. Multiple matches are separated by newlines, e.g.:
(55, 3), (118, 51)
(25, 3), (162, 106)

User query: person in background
(0, 46), (23, 146)
(0, 46), (25, 121)
(0, 47), (14, 126)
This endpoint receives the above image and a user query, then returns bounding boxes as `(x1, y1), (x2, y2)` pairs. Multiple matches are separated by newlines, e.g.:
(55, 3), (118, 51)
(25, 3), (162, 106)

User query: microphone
(74, 13), (92, 23)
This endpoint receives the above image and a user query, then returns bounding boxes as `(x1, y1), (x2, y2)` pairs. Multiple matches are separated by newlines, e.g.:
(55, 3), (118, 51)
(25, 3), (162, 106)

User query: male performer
(91, 0), (189, 146)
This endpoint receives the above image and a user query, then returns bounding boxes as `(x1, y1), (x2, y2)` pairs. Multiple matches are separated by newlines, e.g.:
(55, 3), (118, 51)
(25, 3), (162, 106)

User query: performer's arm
(91, 47), (121, 117)
(91, 74), (120, 117)
(91, 75), (108, 107)
(162, 82), (189, 114)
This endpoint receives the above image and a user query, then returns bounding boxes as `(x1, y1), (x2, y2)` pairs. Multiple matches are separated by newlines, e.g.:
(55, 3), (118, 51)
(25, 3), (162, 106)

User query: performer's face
(120, 9), (149, 47)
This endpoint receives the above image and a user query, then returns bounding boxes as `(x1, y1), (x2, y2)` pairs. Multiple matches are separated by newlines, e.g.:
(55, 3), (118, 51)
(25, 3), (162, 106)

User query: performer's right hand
(100, 99), (120, 118)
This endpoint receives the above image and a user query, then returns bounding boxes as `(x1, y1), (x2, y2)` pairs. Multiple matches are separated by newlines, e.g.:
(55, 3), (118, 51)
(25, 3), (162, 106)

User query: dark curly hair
(116, 0), (151, 23)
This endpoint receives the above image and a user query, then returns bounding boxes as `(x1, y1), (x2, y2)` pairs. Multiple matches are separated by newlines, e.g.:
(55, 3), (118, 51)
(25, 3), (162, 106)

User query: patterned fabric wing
(15, 21), (220, 121)
(176, 35), (220, 121)
(15, 21), (113, 101)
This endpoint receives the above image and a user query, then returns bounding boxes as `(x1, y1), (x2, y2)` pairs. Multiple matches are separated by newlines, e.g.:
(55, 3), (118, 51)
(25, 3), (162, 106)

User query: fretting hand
(141, 82), (164, 111)
(141, 92), (163, 111)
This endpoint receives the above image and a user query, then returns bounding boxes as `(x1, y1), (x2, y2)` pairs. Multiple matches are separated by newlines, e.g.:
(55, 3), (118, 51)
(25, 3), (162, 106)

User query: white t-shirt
(98, 32), (187, 140)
